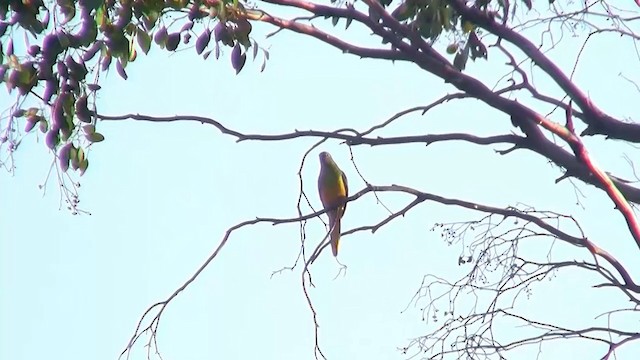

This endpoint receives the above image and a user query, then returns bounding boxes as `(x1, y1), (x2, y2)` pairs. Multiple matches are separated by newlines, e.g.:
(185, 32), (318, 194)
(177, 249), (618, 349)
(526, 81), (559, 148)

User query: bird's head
(319, 151), (332, 163)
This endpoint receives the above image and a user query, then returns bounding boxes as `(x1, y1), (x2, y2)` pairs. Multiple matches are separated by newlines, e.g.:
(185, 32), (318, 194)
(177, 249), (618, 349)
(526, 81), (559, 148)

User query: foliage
(0, 0), (264, 182)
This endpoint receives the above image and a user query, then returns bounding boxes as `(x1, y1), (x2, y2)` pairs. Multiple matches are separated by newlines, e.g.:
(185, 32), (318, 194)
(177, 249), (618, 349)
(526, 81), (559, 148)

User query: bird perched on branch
(317, 151), (349, 256)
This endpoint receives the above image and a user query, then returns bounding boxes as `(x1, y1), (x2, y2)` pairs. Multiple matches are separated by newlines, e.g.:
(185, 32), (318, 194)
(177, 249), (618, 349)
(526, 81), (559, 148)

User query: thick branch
(449, 0), (640, 142)
(243, 1), (640, 250)
(246, 5), (408, 62)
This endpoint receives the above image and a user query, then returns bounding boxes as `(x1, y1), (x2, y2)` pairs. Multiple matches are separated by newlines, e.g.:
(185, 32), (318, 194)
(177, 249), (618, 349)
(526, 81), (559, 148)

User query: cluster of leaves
(375, 0), (496, 70)
(0, 0), (265, 178)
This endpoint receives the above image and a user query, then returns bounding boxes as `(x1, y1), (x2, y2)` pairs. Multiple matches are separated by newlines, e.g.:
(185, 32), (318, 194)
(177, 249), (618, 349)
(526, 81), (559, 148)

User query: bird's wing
(340, 169), (348, 214)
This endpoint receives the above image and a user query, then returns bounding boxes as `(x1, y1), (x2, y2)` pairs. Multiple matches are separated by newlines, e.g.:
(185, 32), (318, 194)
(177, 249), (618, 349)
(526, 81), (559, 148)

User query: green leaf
(453, 50), (468, 71)
(70, 146), (80, 170)
(79, 158), (89, 176)
(462, 21), (475, 33)
(86, 132), (105, 143)
(137, 29), (152, 54)
(391, 3), (413, 22)
(39, 119), (48, 133)
(82, 125), (95, 134)
(77, 147), (85, 163)
(96, 5), (107, 28)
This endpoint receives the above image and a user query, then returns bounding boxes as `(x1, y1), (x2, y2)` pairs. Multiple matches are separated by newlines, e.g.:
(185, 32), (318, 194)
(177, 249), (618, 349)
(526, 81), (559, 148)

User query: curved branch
(96, 111), (640, 210)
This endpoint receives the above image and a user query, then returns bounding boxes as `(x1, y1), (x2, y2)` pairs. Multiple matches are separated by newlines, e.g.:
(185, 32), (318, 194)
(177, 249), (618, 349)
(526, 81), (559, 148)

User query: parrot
(317, 152), (349, 256)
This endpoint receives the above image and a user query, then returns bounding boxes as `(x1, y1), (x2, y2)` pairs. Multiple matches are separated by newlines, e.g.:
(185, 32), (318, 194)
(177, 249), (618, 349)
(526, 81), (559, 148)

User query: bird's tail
(329, 212), (342, 257)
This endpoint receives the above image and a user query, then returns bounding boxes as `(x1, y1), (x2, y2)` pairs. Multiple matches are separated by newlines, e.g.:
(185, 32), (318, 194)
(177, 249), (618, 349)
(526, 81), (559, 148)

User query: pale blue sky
(2, 3), (640, 360)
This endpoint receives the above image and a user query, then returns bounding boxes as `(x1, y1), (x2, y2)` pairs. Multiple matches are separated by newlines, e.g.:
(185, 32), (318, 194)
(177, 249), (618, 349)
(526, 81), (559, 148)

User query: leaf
(40, 78), (55, 103)
(440, 6), (453, 31)
(87, 83), (101, 91)
(58, 0), (76, 24)
(45, 130), (59, 149)
(24, 117), (38, 132)
(166, 32), (180, 51)
(70, 146), (80, 170)
(462, 21), (475, 33)
(79, 158), (89, 176)
(137, 29), (152, 54)
(231, 43), (245, 74)
(154, 26), (168, 46)
(195, 29), (211, 55)
(96, 5), (106, 28)
(39, 119), (48, 133)
(181, 21), (194, 32)
(345, 17), (353, 29)
(56, 31), (70, 48)
(453, 50), (468, 71)
(82, 125), (95, 134)
(252, 40), (258, 60)
(116, 60), (128, 80)
(391, 3), (412, 22)
(86, 132), (105, 143)
(58, 143), (72, 172)
(234, 18), (252, 47)
(75, 95), (91, 123)
(82, 41), (102, 61)
(129, 46), (137, 62)
(77, 146), (85, 164)
(214, 22), (228, 43)
(101, 53), (112, 71)
(6, 38), (13, 56)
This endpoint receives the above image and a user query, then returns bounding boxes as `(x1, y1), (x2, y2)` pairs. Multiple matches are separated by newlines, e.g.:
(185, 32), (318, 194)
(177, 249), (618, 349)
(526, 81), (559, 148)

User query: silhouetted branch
(97, 111), (640, 231)
(121, 183), (639, 358)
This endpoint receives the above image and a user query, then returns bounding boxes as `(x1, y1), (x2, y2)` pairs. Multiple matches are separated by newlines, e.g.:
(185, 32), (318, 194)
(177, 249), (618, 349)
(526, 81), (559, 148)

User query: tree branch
(97, 111), (640, 209)
(449, 0), (640, 142)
